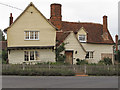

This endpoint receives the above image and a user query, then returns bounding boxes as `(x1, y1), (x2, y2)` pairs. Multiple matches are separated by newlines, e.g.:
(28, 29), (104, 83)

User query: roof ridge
(62, 21), (102, 26)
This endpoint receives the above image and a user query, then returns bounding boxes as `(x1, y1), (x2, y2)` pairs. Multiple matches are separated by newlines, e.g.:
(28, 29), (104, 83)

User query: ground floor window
(101, 53), (112, 60)
(85, 51), (94, 59)
(24, 51), (40, 61)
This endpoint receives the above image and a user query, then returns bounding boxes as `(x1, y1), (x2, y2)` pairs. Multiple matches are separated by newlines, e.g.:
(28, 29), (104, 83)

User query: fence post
(22, 62), (26, 70)
(49, 61), (50, 70)
(84, 64), (87, 74)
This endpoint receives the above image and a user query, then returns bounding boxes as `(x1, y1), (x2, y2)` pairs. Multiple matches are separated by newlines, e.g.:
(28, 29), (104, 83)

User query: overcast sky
(0, 0), (119, 40)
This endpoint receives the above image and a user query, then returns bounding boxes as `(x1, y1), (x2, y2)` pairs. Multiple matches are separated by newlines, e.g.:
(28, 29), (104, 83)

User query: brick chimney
(9, 13), (13, 26)
(115, 35), (118, 51)
(102, 15), (109, 40)
(103, 15), (108, 32)
(50, 3), (62, 30)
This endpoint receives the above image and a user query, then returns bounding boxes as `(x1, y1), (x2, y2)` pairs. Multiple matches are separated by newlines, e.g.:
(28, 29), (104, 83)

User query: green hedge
(2, 69), (75, 76)
(86, 68), (119, 76)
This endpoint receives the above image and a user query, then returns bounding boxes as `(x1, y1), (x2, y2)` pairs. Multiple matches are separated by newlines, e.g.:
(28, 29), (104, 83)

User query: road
(2, 76), (118, 88)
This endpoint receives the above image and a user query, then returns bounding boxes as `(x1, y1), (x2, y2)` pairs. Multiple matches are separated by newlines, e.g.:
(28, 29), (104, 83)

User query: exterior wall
(8, 49), (55, 64)
(62, 32), (86, 64)
(77, 27), (87, 36)
(81, 43), (113, 63)
(7, 5), (56, 47)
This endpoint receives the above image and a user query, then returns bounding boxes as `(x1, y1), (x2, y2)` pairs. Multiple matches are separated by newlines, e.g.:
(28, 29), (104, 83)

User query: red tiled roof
(60, 21), (114, 44)
(56, 31), (70, 46)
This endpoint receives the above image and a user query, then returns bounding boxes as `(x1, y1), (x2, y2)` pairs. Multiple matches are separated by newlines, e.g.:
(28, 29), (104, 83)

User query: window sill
(24, 39), (39, 41)
(86, 58), (94, 60)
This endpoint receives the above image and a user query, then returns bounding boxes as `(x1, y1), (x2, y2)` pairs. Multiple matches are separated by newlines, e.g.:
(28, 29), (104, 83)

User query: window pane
(86, 52), (89, 58)
(35, 32), (38, 39)
(25, 32), (29, 39)
(30, 32), (34, 39)
(30, 51), (34, 60)
(90, 52), (93, 58)
(79, 35), (85, 41)
(24, 51), (29, 61)
(35, 51), (40, 60)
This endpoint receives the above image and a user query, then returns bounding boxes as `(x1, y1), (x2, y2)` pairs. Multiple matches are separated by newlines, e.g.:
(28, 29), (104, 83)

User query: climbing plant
(56, 43), (66, 63)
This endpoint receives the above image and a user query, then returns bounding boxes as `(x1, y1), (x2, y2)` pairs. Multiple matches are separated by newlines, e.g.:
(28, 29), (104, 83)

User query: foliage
(76, 58), (88, 65)
(2, 49), (8, 64)
(0, 29), (6, 41)
(86, 65), (118, 76)
(2, 68), (75, 76)
(118, 50), (120, 63)
(36, 61), (70, 65)
(98, 57), (112, 65)
(56, 43), (66, 63)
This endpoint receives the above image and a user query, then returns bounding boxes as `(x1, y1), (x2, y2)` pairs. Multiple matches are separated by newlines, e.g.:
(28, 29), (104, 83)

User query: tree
(0, 29), (5, 41)
(56, 43), (66, 63)
(0, 29), (7, 64)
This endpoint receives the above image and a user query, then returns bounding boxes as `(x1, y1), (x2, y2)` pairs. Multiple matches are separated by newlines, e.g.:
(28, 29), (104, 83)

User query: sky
(0, 0), (119, 40)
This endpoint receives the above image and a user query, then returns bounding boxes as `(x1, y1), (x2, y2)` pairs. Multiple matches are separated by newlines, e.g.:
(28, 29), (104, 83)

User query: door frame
(65, 50), (74, 64)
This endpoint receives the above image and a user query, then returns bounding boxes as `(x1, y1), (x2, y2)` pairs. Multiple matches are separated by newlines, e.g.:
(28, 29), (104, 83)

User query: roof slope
(56, 31), (70, 46)
(4, 2), (57, 32)
(61, 21), (114, 44)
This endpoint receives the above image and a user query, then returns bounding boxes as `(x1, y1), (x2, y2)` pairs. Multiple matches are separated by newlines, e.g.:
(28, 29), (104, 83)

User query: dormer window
(78, 35), (86, 42)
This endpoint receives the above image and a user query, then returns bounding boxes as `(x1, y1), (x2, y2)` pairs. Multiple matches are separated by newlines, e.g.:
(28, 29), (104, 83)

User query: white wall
(81, 43), (113, 63)
(8, 49), (55, 64)
(62, 32), (86, 64)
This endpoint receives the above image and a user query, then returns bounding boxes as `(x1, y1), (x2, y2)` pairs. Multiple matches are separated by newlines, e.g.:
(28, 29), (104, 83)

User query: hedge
(2, 69), (75, 76)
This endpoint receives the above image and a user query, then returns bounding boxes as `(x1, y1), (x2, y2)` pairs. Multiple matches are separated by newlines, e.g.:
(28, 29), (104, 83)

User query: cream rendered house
(4, 2), (114, 64)
(4, 2), (56, 64)
(52, 4), (114, 64)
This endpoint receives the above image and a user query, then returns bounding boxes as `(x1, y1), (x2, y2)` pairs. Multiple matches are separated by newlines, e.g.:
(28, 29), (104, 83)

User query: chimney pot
(115, 35), (118, 51)
(10, 13), (12, 17)
(9, 13), (13, 26)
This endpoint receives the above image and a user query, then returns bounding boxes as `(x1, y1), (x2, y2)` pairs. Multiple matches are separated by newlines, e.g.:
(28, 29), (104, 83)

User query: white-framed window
(24, 31), (39, 40)
(24, 51), (40, 61)
(78, 35), (86, 42)
(24, 51), (29, 61)
(86, 51), (94, 59)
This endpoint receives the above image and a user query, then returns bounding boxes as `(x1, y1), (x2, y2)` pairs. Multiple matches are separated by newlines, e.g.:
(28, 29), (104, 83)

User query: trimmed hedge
(86, 67), (119, 76)
(2, 69), (75, 76)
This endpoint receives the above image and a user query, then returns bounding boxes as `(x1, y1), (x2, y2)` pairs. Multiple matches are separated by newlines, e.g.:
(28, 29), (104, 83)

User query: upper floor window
(24, 31), (39, 40)
(78, 35), (86, 42)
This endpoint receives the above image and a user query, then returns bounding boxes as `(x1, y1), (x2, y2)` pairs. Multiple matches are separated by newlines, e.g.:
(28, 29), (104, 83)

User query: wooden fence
(2, 64), (119, 75)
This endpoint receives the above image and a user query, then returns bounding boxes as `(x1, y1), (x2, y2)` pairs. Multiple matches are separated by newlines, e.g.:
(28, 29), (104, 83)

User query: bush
(2, 68), (75, 76)
(87, 67), (118, 76)
(76, 58), (88, 65)
(2, 49), (8, 64)
(98, 57), (112, 65)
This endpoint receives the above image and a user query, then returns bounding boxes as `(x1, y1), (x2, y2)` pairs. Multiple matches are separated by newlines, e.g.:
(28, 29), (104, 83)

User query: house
(4, 2), (56, 64)
(50, 3), (114, 64)
(4, 2), (114, 64)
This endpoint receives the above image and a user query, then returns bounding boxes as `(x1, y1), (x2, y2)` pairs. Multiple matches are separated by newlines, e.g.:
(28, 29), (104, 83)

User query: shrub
(76, 58), (88, 65)
(2, 68), (75, 76)
(2, 49), (8, 64)
(98, 57), (112, 65)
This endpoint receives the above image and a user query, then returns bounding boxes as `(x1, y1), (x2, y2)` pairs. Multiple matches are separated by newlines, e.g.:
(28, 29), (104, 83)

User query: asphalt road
(2, 76), (118, 88)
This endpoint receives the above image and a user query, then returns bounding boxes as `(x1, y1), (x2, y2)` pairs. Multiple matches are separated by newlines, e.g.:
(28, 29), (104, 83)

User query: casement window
(24, 31), (39, 40)
(78, 35), (86, 42)
(24, 51), (29, 61)
(24, 51), (40, 61)
(86, 52), (94, 59)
